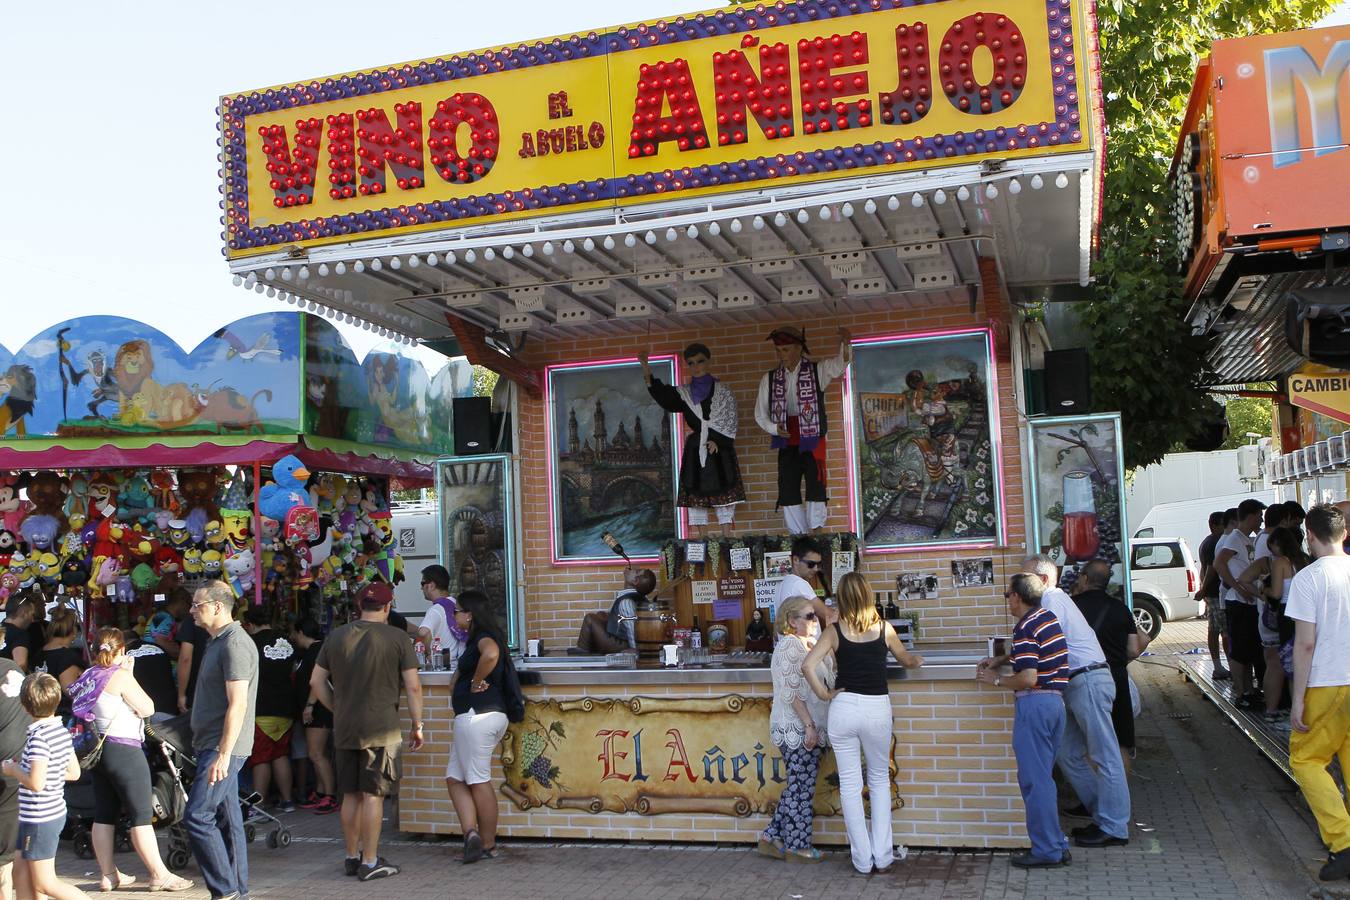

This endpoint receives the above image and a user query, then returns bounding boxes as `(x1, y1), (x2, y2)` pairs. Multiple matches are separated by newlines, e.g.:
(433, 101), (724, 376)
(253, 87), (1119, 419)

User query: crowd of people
(755, 538), (1151, 873)
(0, 513), (1342, 891)
(1194, 499), (1350, 882)
(0, 563), (468, 898)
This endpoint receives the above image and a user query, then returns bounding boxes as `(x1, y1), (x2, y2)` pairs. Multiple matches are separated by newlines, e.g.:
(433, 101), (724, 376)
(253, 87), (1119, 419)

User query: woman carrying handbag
(69, 628), (193, 893)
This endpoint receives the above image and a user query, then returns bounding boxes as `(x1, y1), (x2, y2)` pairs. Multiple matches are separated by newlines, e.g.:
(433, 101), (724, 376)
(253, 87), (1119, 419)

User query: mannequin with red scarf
(754, 326), (852, 534)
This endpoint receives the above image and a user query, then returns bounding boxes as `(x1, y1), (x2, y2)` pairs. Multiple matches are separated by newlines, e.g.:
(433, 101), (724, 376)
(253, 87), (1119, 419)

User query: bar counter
(398, 645), (1026, 848)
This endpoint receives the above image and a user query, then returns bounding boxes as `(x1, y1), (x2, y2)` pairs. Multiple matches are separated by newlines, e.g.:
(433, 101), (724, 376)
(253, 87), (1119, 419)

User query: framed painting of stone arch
(437, 453), (518, 647)
(845, 327), (1005, 552)
(545, 356), (681, 564)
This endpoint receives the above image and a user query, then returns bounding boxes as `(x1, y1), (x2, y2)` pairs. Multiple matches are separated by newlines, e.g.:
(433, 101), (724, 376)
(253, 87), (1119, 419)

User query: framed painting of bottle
(1026, 413), (1132, 604)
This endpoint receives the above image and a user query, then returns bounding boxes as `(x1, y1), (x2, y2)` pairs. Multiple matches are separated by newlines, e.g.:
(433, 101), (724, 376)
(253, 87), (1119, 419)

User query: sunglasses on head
(800, 612), (818, 620)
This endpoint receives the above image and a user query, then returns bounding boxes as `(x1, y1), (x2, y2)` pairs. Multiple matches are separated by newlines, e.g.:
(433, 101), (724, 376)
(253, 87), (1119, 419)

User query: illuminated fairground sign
(220, 0), (1101, 258)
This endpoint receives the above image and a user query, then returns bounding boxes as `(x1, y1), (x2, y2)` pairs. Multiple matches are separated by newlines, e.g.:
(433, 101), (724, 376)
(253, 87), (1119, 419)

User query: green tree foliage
(1083, 0), (1334, 469)
(1218, 393), (1276, 450)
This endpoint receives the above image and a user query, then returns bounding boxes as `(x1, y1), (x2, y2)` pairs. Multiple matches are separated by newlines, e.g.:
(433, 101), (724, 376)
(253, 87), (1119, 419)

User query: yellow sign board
(221, 0), (1099, 257)
(1289, 364), (1350, 425)
(500, 695), (900, 816)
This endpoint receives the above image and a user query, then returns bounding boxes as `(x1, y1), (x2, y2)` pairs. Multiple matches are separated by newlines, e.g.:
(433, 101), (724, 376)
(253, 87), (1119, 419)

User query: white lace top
(770, 634), (834, 749)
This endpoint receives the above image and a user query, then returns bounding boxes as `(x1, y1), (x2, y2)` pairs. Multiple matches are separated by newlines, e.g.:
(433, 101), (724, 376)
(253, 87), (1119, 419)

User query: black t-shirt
(1197, 532), (1221, 598)
(175, 617), (210, 704)
(0, 623), (30, 668)
(126, 639), (178, 716)
(387, 609), (409, 634)
(37, 646), (85, 683)
(250, 628), (297, 719)
(1073, 589), (1138, 670)
(0, 659), (32, 763)
(292, 641), (329, 718)
(26, 622), (46, 673)
(451, 629), (506, 716)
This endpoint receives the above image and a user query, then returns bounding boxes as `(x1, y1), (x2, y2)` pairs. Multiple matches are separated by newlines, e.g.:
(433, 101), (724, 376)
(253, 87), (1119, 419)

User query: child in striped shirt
(1, 673), (88, 900)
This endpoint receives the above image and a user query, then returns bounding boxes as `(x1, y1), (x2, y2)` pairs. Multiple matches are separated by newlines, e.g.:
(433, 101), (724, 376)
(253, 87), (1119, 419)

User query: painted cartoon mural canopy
(0, 313), (473, 481)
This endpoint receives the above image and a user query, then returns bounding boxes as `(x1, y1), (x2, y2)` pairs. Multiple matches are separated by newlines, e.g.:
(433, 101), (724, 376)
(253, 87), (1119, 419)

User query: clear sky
(2, 1), (1347, 359)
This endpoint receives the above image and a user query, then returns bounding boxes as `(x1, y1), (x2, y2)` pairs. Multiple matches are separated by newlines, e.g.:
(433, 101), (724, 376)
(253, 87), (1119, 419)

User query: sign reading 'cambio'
(221, 0), (1096, 256)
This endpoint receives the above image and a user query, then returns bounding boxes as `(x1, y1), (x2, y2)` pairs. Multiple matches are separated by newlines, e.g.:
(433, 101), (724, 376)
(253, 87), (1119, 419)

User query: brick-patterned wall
(400, 678), (1023, 847)
(513, 277), (1027, 648)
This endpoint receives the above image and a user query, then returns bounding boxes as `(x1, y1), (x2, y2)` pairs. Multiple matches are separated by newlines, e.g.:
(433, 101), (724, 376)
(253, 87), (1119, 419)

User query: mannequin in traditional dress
(754, 326), (852, 534)
(639, 344), (746, 536)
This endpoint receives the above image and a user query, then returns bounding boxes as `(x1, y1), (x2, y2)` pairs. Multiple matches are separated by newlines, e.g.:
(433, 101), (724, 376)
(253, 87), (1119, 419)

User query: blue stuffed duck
(259, 455), (313, 523)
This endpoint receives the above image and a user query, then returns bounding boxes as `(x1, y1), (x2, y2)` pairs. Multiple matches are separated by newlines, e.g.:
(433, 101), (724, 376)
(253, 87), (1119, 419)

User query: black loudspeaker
(1184, 399), (1229, 452)
(1044, 349), (1091, 414)
(453, 397), (494, 455)
(1286, 291), (1350, 365)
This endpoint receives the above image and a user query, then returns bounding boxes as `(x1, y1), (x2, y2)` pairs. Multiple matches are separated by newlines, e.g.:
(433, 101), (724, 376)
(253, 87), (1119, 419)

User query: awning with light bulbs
(217, 0), (1104, 359)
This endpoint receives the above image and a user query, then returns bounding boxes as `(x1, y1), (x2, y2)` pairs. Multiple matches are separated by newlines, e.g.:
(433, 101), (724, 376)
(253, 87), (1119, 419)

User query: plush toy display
(0, 463), (402, 630)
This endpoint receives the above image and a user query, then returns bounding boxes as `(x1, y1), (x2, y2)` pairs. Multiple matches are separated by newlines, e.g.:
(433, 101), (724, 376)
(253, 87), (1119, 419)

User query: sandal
(785, 847), (823, 864)
(755, 836), (785, 860)
(463, 828), (484, 864)
(480, 846), (502, 861)
(100, 871), (136, 892)
(149, 874), (194, 893)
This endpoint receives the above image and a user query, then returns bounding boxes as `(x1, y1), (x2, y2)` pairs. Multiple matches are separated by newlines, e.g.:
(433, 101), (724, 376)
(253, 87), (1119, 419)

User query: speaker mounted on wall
(452, 397), (495, 455)
(1043, 349), (1091, 414)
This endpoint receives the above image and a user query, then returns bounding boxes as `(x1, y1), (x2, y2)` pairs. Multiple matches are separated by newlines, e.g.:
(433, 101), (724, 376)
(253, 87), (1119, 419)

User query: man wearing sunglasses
(773, 537), (838, 628)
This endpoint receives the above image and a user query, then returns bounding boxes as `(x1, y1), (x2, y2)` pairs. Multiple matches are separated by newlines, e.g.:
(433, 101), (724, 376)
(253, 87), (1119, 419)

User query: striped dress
(1011, 606), (1070, 691)
(18, 719), (73, 824)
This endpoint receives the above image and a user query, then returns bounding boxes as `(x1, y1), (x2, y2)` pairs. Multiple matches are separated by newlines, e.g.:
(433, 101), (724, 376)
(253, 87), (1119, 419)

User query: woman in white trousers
(805, 573), (923, 874)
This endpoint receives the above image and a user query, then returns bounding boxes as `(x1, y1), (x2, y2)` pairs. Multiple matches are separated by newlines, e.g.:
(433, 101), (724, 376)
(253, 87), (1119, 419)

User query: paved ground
(43, 618), (1347, 899)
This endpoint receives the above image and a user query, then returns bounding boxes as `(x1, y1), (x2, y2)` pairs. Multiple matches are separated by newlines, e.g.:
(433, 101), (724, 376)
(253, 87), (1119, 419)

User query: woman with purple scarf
(69, 628), (192, 892)
(640, 344), (746, 536)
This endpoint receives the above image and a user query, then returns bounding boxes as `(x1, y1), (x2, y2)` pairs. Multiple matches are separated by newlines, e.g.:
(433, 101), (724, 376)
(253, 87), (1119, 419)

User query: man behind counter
(571, 567), (656, 655)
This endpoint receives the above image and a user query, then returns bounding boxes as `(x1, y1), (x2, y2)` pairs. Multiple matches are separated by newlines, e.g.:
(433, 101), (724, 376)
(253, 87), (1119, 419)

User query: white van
(390, 502), (441, 627)
(1133, 489), (1278, 561)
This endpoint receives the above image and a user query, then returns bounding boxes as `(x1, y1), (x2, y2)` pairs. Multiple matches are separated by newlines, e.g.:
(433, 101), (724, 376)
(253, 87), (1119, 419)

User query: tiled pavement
(44, 619), (1346, 898)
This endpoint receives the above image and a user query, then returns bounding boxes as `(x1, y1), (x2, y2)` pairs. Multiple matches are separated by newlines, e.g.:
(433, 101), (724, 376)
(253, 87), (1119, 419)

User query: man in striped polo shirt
(978, 573), (1071, 868)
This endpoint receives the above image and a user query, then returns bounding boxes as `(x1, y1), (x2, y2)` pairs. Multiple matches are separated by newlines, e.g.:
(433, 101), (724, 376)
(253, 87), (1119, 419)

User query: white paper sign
(729, 546), (753, 571)
(831, 550), (856, 592)
(686, 541), (707, 563)
(753, 579), (779, 608)
(691, 580), (717, 605)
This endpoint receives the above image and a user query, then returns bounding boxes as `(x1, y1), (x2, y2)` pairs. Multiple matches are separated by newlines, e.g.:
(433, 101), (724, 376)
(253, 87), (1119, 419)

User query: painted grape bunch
(526, 754), (555, 787)
(520, 731), (546, 770)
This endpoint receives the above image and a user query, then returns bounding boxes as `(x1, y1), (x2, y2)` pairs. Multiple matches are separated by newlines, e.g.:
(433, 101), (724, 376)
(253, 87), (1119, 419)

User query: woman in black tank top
(803, 573), (923, 874)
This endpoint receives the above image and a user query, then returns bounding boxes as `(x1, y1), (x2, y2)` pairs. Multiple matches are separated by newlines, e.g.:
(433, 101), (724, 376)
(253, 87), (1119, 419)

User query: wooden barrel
(634, 599), (675, 660)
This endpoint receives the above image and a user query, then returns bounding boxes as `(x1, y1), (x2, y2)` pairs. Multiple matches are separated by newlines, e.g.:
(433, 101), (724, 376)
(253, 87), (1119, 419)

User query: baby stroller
(63, 718), (180, 866)
(145, 715), (293, 853)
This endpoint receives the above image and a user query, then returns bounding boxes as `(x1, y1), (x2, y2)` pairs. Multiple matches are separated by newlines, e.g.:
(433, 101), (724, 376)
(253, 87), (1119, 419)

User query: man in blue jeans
(1024, 555), (1131, 848)
(977, 573), (1071, 867)
(185, 580), (259, 900)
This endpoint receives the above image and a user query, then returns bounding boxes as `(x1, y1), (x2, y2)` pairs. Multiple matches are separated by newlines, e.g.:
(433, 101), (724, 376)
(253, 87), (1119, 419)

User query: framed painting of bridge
(844, 327), (1004, 553)
(1027, 413), (1131, 601)
(545, 356), (681, 564)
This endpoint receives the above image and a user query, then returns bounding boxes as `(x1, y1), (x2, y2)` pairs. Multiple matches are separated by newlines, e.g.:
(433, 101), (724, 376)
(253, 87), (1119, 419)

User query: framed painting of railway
(845, 328), (1004, 552)
(437, 453), (519, 648)
(1026, 413), (1131, 601)
(545, 357), (681, 564)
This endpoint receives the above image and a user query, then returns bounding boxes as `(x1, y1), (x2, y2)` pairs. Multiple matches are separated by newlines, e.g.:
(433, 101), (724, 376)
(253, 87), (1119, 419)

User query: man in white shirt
(772, 537), (837, 627)
(754, 325), (851, 534)
(1022, 555), (1130, 847)
(1286, 504), (1350, 882)
(416, 565), (467, 662)
(1214, 499), (1266, 705)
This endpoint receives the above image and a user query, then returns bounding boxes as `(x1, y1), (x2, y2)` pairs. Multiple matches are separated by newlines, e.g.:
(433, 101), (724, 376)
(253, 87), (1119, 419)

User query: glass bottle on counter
(691, 615), (703, 649)
(875, 593), (886, 622)
(884, 593), (900, 622)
